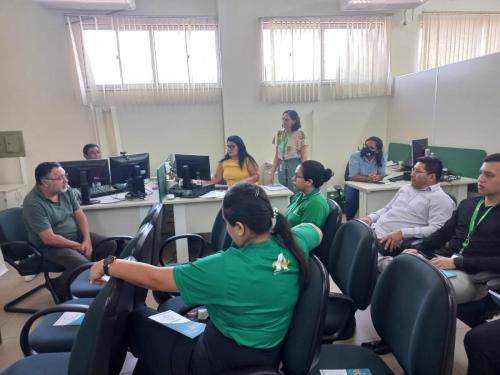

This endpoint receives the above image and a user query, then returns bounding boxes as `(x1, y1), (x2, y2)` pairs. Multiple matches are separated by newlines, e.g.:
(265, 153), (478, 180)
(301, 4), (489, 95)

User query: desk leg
(358, 191), (368, 217)
(172, 205), (190, 263)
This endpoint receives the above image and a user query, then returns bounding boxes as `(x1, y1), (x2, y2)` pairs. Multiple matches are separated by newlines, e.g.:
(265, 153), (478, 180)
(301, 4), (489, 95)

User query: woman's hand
(89, 260), (107, 285)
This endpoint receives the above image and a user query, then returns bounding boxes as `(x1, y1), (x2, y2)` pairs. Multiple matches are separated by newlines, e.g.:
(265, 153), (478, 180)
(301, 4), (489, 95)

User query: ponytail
(273, 213), (310, 289)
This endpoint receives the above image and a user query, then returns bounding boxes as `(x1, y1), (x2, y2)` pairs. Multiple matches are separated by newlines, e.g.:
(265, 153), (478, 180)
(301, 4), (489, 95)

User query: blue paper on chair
(320, 369), (372, 375)
(149, 310), (206, 339)
(441, 270), (457, 278)
(489, 290), (500, 306)
(53, 312), (85, 326)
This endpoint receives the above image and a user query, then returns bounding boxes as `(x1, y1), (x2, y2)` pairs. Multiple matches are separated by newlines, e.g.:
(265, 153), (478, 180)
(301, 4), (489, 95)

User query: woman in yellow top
(211, 135), (259, 185)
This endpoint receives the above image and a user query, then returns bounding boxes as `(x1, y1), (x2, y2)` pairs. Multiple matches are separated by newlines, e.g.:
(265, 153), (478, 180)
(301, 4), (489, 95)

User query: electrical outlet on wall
(0, 131), (26, 158)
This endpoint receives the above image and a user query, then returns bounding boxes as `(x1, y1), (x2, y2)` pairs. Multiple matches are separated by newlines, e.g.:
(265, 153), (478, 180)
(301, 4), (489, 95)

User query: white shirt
(368, 183), (455, 240)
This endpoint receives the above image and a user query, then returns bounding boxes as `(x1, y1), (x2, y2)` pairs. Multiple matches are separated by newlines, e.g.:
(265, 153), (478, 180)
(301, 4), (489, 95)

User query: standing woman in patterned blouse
(268, 110), (309, 191)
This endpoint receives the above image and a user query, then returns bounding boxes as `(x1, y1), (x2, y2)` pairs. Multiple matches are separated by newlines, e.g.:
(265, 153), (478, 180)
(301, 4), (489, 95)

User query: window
(419, 13), (500, 71)
(261, 17), (391, 102)
(68, 16), (221, 104)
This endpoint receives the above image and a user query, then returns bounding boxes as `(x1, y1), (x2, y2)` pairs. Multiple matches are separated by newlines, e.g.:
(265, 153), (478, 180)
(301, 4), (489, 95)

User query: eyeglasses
(44, 173), (68, 181)
(226, 144), (236, 149)
(411, 168), (427, 175)
(293, 173), (305, 180)
(363, 144), (377, 152)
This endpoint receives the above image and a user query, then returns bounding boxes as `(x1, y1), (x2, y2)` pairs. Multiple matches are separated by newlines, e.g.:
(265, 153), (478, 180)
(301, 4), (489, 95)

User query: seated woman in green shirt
(90, 183), (322, 375)
(285, 160), (333, 229)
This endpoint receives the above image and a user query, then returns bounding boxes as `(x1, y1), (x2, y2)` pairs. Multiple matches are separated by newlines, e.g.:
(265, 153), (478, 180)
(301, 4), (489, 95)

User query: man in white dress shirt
(360, 157), (455, 268)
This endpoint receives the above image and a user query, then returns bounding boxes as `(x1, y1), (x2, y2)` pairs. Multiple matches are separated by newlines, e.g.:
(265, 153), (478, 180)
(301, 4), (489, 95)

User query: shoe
(361, 339), (391, 355)
(23, 274), (38, 282)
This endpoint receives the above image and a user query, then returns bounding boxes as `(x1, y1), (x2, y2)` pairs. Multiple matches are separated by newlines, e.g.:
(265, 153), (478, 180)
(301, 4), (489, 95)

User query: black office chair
(311, 254), (457, 375)
(22, 223), (154, 356)
(323, 219), (378, 341)
(66, 203), (162, 300)
(153, 208), (231, 307)
(312, 198), (342, 268)
(0, 207), (63, 313)
(1, 267), (138, 375)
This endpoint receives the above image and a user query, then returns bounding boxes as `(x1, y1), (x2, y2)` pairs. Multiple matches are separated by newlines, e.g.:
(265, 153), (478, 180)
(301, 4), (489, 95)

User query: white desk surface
(345, 176), (477, 192)
(163, 187), (293, 263)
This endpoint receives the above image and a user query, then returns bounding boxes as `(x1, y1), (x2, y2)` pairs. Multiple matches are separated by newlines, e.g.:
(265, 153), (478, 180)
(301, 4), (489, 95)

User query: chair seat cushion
(1, 352), (70, 375)
(70, 269), (103, 298)
(29, 298), (94, 354)
(324, 298), (354, 337)
(309, 344), (394, 375)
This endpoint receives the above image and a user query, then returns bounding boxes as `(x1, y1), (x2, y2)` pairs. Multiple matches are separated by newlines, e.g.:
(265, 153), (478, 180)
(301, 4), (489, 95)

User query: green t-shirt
(284, 188), (330, 229)
(23, 186), (81, 248)
(173, 224), (320, 349)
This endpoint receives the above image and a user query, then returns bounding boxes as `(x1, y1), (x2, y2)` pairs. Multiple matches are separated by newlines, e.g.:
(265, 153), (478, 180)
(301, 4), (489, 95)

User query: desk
(346, 176), (476, 217)
(163, 188), (293, 263)
(82, 190), (159, 237)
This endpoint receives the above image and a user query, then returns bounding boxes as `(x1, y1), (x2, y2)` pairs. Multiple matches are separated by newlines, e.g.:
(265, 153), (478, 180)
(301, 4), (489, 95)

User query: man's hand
(380, 229), (403, 252)
(431, 256), (456, 270)
(359, 216), (372, 225)
(368, 173), (383, 182)
(80, 239), (93, 259)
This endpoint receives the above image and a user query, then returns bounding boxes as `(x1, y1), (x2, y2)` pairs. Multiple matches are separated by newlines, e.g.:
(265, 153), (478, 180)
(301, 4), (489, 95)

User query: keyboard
(388, 175), (406, 182)
(89, 185), (127, 198)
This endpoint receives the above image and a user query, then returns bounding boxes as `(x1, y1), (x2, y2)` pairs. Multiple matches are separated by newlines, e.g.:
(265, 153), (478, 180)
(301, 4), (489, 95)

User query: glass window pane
(187, 30), (218, 84)
(118, 30), (153, 84)
(83, 30), (121, 85)
(324, 28), (347, 80)
(154, 30), (189, 84)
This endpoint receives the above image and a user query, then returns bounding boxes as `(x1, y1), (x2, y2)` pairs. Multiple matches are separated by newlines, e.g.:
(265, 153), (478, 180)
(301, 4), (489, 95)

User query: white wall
(388, 53), (500, 154)
(1, 0), (500, 187)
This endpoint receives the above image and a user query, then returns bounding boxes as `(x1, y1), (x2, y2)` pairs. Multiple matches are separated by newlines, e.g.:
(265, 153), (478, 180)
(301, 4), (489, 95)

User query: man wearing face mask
(345, 136), (386, 220)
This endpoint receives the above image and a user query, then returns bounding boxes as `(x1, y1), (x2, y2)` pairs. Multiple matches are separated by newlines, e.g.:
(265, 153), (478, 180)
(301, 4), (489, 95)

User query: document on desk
(200, 190), (226, 199)
(96, 192), (128, 203)
(263, 184), (288, 191)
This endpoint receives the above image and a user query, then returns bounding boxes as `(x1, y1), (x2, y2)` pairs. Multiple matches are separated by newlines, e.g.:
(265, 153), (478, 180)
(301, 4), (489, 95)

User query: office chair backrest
(313, 199), (342, 267)
(344, 162), (350, 182)
(211, 208), (232, 252)
(281, 255), (329, 374)
(0, 207), (28, 243)
(328, 219), (378, 310)
(135, 203), (162, 264)
(68, 226), (154, 375)
(372, 254), (456, 375)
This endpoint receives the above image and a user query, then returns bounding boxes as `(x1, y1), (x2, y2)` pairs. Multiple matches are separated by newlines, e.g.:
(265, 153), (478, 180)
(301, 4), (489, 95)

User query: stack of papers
(149, 310), (206, 338)
(263, 184), (288, 191)
(200, 190), (226, 199)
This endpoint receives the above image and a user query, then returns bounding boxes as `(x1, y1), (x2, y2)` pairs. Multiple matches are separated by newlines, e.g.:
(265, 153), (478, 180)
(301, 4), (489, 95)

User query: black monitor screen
(109, 153), (150, 185)
(59, 159), (110, 189)
(175, 154), (211, 181)
(412, 138), (429, 165)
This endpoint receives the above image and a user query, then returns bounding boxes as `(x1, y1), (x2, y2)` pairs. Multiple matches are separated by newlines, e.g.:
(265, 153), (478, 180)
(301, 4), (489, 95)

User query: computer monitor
(174, 154), (211, 189)
(59, 159), (110, 205)
(59, 159), (110, 189)
(412, 138), (429, 166)
(109, 153), (150, 197)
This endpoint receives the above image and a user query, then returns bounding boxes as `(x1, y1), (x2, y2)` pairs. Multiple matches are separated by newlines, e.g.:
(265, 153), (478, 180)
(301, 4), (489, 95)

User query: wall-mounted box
(0, 131), (26, 158)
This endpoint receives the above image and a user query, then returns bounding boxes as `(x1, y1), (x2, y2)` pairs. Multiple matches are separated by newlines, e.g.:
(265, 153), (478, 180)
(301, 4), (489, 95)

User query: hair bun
(324, 168), (333, 182)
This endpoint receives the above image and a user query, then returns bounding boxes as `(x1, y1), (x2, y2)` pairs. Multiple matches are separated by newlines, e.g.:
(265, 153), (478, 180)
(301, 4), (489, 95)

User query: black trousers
(464, 319), (500, 375)
(128, 306), (282, 375)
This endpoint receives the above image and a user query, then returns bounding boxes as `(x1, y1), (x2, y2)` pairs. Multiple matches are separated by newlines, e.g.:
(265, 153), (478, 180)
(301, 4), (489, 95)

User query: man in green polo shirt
(23, 162), (115, 300)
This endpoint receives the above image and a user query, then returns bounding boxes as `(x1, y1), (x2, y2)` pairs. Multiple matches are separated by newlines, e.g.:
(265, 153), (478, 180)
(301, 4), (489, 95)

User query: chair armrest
(91, 235), (133, 261)
(159, 234), (206, 266)
(324, 292), (356, 340)
(20, 304), (89, 356)
(65, 262), (94, 298)
(0, 240), (43, 270)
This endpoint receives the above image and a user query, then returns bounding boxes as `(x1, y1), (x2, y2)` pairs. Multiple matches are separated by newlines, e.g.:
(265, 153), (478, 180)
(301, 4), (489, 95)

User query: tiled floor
(0, 265), (471, 374)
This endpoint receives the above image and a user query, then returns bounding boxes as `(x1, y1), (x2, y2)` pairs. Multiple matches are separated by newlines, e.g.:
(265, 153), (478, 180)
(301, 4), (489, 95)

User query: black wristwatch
(453, 255), (464, 269)
(103, 256), (116, 276)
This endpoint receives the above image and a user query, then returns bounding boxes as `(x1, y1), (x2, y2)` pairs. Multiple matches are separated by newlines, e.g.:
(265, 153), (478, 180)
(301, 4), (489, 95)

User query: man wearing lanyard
(405, 153), (500, 329)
